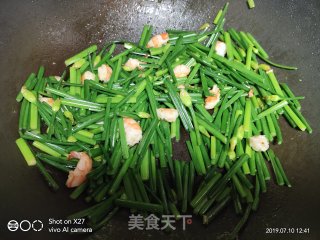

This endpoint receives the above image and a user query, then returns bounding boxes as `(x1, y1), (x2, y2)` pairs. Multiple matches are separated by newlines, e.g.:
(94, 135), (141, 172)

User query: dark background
(0, 0), (319, 239)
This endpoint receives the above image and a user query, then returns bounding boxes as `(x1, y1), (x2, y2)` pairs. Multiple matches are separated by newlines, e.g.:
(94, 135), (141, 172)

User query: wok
(0, 0), (319, 239)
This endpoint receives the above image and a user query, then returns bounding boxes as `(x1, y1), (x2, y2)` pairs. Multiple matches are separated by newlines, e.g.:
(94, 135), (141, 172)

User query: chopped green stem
(65, 45), (97, 66)
(16, 138), (36, 166)
(258, 54), (298, 70)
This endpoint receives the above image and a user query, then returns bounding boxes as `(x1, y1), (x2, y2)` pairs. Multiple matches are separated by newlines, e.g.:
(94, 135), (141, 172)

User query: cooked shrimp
(215, 41), (227, 57)
(157, 108), (179, 122)
(123, 117), (143, 147)
(98, 64), (113, 82)
(205, 85), (220, 110)
(81, 71), (95, 84)
(39, 96), (54, 107)
(209, 84), (220, 95)
(248, 88), (254, 98)
(123, 58), (143, 71)
(66, 151), (93, 188)
(205, 96), (220, 110)
(173, 64), (191, 78)
(249, 135), (269, 152)
(147, 32), (169, 48)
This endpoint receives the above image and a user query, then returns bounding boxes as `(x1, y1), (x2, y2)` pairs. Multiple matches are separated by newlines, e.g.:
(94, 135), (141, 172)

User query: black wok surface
(0, 0), (319, 239)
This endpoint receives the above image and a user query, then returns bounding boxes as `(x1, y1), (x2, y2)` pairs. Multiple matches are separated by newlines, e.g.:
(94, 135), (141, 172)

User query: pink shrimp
(249, 135), (269, 152)
(157, 108), (179, 122)
(215, 41), (227, 57)
(81, 71), (95, 84)
(248, 88), (254, 98)
(39, 96), (54, 107)
(123, 58), (143, 71)
(205, 85), (220, 110)
(66, 151), (92, 188)
(123, 117), (143, 147)
(98, 64), (113, 82)
(173, 64), (191, 78)
(147, 32), (169, 48)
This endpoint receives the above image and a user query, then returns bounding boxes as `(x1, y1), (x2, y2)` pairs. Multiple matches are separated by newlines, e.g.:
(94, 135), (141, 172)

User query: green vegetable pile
(15, 3), (311, 238)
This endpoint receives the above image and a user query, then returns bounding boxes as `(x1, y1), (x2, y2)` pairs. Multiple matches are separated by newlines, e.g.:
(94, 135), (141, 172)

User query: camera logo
(7, 220), (43, 232)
